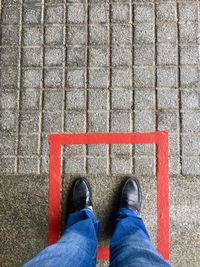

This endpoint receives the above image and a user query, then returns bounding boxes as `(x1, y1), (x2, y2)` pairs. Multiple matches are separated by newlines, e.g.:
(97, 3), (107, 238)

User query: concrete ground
(0, 0), (200, 266)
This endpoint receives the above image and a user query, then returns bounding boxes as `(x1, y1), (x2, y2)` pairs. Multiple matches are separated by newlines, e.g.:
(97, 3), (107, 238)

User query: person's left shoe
(71, 177), (93, 212)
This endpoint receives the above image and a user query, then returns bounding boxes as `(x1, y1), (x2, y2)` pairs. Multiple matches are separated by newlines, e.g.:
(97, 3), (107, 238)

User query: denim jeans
(23, 208), (172, 267)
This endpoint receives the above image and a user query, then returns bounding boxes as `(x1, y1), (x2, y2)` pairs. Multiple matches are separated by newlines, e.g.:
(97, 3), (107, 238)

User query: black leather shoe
(120, 177), (142, 213)
(71, 177), (93, 212)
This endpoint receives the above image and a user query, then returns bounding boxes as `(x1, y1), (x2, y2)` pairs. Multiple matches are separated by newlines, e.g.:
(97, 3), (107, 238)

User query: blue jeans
(23, 208), (172, 267)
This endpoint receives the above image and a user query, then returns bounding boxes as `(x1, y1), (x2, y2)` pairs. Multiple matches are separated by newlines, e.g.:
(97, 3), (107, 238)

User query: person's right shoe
(71, 177), (93, 212)
(120, 177), (142, 213)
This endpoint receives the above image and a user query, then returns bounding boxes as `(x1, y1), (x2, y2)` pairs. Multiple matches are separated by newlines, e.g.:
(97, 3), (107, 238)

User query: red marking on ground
(48, 132), (169, 260)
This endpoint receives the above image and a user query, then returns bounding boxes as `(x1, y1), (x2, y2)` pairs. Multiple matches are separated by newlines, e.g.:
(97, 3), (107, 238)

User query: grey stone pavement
(0, 0), (200, 266)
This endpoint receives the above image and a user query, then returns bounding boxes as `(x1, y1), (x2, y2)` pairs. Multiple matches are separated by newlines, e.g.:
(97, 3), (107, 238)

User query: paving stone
(157, 111), (178, 131)
(111, 25), (131, 45)
(89, 69), (108, 88)
(2, 0), (21, 5)
(112, 68), (131, 88)
(0, 47), (19, 67)
(89, 4), (108, 24)
(41, 157), (49, 173)
(180, 46), (199, 65)
(181, 90), (200, 109)
(182, 157), (200, 175)
(182, 112), (200, 132)
(42, 112), (62, 132)
(45, 25), (64, 45)
(24, 0), (42, 3)
(111, 157), (132, 174)
(66, 89), (86, 110)
(169, 156), (180, 175)
(23, 26), (42, 46)
(20, 112), (39, 133)
(21, 90), (40, 110)
(0, 91), (18, 110)
(19, 134), (39, 156)
(0, 67), (18, 89)
(64, 144), (85, 157)
(179, 2), (198, 21)
(111, 89), (132, 110)
(23, 6), (41, 24)
(64, 157), (86, 174)
(2, 6), (20, 24)
(18, 158), (39, 174)
(67, 4), (85, 23)
(67, 25), (86, 45)
(179, 21), (198, 43)
(111, 144), (131, 157)
(134, 3), (154, 22)
(44, 68), (63, 88)
(135, 111), (155, 132)
(157, 89), (178, 109)
(111, 3), (130, 23)
(89, 47), (108, 67)
(41, 134), (49, 157)
(182, 135), (200, 156)
(0, 132), (16, 155)
(134, 67), (154, 88)
(43, 90), (64, 110)
(157, 67), (177, 88)
(67, 47), (86, 67)
(169, 134), (179, 156)
(66, 69), (85, 88)
(0, 110), (17, 131)
(134, 45), (154, 66)
(135, 156), (155, 175)
(157, 44), (177, 65)
(135, 144), (155, 156)
(88, 111), (108, 132)
(88, 89), (108, 110)
(22, 48), (41, 67)
(157, 23), (177, 43)
(45, 6), (64, 24)
(111, 111), (131, 132)
(1, 25), (19, 45)
(156, 2), (176, 22)
(134, 23), (154, 44)
(170, 177), (200, 266)
(44, 48), (64, 67)
(134, 90), (155, 110)
(88, 158), (108, 174)
(89, 25), (108, 45)
(65, 111), (86, 132)
(180, 67), (200, 88)
(88, 145), (107, 157)
(0, 158), (15, 173)
(45, 0), (64, 3)
(112, 47), (132, 67)
(22, 68), (41, 88)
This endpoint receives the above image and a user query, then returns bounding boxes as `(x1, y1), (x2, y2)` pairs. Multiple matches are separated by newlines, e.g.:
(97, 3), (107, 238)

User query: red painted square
(48, 131), (169, 260)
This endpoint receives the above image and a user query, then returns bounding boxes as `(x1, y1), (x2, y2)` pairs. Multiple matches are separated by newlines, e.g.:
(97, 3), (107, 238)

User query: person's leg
(23, 208), (99, 267)
(110, 208), (171, 267)
(110, 177), (172, 267)
(23, 177), (99, 267)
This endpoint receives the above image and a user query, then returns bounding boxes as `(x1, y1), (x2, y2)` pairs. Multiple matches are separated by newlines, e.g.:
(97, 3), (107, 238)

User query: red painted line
(157, 133), (169, 259)
(97, 246), (110, 260)
(48, 131), (169, 260)
(48, 132), (158, 145)
(48, 141), (61, 245)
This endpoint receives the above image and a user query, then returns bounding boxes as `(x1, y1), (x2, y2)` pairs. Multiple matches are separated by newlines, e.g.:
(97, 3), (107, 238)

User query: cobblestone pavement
(0, 0), (200, 266)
